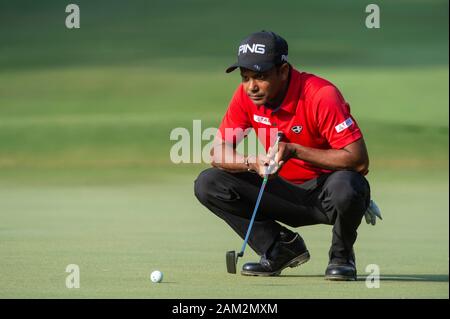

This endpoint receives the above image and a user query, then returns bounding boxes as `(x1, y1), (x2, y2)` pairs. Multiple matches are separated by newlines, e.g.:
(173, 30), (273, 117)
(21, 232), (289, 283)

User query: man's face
(240, 64), (289, 106)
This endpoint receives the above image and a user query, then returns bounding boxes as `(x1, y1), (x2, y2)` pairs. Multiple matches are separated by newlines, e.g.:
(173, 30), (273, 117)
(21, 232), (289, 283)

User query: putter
(226, 132), (284, 274)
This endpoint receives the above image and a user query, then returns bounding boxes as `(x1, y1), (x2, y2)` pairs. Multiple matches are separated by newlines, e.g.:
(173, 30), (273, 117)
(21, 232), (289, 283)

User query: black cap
(226, 31), (288, 73)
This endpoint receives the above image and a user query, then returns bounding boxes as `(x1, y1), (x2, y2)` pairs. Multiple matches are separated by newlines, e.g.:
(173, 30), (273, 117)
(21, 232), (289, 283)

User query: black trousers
(194, 167), (371, 262)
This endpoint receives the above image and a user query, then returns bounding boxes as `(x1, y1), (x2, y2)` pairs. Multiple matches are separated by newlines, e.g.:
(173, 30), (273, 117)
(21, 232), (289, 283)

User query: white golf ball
(150, 270), (163, 283)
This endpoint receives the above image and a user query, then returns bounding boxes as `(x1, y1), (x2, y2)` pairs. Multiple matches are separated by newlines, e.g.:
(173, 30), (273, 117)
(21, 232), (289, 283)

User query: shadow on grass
(279, 274), (449, 283)
(368, 274), (449, 283)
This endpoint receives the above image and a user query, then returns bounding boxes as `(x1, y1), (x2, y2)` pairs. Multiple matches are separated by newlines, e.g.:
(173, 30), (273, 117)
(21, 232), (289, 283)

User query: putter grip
(267, 132), (284, 159)
(264, 132), (284, 175)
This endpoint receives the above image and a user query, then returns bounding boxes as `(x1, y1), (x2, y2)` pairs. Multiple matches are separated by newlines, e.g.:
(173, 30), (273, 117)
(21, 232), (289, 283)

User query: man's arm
(210, 140), (248, 173)
(276, 138), (369, 174)
(210, 137), (273, 176)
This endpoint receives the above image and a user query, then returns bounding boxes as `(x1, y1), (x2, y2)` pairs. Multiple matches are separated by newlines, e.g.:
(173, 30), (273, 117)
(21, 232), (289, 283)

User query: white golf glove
(364, 200), (382, 226)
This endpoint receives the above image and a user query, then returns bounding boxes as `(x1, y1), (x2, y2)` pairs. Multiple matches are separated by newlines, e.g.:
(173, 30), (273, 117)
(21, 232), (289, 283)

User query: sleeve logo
(335, 117), (354, 133)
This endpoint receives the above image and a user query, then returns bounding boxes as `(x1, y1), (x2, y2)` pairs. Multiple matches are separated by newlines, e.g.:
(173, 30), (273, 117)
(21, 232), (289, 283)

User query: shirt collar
(269, 67), (299, 115)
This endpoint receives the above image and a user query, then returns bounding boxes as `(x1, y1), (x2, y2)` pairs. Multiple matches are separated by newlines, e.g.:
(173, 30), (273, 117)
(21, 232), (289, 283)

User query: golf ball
(150, 270), (163, 283)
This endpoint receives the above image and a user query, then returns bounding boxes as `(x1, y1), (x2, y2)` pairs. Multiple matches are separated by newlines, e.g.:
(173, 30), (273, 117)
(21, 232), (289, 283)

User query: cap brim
(225, 61), (275, 73)
(225, 63), (239, 73)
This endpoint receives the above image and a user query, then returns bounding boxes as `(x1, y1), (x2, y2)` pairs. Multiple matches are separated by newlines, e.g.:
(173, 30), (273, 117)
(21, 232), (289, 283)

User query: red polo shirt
(217, 68), (363, 184)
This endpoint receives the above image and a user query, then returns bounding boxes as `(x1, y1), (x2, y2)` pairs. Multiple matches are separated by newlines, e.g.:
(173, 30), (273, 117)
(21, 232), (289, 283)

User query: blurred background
(0, 0), (448, 298)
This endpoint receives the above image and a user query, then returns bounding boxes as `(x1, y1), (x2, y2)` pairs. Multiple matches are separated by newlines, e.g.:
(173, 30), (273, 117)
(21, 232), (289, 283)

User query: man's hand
(269, 142), (296, 169)
(364, 200), (382, 225)
(248, 154), (278, 178)
(269, 139), (370, 175)
(247, 142), (294, 178)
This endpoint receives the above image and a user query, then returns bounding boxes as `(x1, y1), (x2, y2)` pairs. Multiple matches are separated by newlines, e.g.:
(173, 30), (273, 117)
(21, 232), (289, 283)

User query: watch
(245, 156), (254, 173)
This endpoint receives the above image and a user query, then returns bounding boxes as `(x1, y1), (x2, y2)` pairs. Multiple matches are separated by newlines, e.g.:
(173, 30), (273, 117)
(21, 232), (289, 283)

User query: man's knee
(194, 167), (244, 207)
(194, 168), (218, 205)
(323, 171), (370, 216)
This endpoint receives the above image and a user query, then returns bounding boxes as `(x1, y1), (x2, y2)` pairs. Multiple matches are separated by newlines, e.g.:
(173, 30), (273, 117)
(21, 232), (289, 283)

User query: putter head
(226, 250), (237, 274)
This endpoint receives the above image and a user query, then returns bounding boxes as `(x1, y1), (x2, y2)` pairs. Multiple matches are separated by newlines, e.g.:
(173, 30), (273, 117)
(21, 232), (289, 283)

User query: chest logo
(291, 125), (303, 134)
(253, 114), (271, 125)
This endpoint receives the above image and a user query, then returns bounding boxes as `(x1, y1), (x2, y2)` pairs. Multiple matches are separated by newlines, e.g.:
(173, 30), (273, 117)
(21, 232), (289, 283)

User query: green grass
(0, 0), (448, 298)
(0, 173), (447, 298)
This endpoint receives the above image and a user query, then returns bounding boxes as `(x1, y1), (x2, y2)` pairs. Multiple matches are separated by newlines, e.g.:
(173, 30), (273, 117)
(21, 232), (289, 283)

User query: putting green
(0, 170), (448, 298)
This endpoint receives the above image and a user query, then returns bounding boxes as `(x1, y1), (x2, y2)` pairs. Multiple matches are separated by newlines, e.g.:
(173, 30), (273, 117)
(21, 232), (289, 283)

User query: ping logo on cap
(239, 43), (266, 55)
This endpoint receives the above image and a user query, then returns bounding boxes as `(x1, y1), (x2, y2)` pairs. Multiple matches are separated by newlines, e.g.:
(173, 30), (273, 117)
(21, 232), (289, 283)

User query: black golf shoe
(325, 259), (357, 281)
(241, 231), (310, 276)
